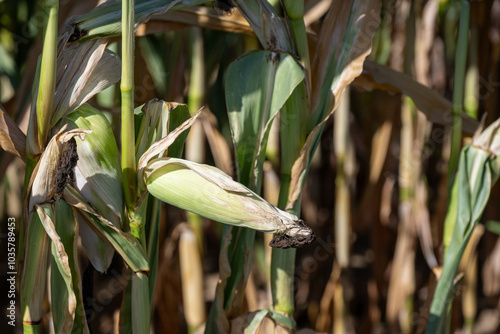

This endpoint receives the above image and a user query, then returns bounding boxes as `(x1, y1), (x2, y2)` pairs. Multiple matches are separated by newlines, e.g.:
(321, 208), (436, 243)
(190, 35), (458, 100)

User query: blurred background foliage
(2, 0), (500, 333)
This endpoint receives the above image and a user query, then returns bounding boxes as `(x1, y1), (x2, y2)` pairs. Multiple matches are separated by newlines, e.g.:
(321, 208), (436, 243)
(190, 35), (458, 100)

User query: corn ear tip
(269, 219), (315, 248)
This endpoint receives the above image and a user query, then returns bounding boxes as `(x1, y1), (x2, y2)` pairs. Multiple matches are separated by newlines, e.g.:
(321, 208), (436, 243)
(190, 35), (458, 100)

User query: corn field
(2, 0), (500, 333)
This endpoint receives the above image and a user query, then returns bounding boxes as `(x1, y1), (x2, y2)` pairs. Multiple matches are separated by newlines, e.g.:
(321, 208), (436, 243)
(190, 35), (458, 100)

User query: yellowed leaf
(0, 104), (26, 162)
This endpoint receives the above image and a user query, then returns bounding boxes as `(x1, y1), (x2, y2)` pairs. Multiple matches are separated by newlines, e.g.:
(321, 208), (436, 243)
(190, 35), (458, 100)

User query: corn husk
(144, 158), (315, 248)
(27, 126), (89, 212)
(66, 104), (123, 272)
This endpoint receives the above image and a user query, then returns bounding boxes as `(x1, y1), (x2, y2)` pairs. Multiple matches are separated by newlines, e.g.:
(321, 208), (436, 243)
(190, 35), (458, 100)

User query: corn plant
(1, 0), (316, 332)
(4, 0), (500, 333)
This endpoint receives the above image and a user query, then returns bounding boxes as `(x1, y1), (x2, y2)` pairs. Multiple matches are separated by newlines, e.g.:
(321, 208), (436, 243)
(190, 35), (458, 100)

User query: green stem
(129, 198), (150, 334)
(185, 27), (205, 253)
(121, 0), (137, 209)
(36, 0), (58, 148)
(121, 1), (149, 333)
(464, 28), (478, 119)
(282, 0), (311, 90)
(270, 172), (298, 314)
(271, 83), (307, 317)
(447, 0), (469, 189)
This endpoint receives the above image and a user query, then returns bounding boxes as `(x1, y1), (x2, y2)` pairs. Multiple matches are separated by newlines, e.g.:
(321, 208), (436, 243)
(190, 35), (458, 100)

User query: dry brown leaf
(354, 60), (479, 133)
(386, 203), (416, 327)
(0, 104), (27, 162)
(142, 7), (254, 36)
(304, 0), (332, 27)
(482, 237), (500, 296)
(28, 126), (90, 211)
(200, 111), (233, 176)
(415, 180), (439, 270)
(53, 39), (120, 124)
(36, 205), (77, 332)
(179, 228), (206, 329)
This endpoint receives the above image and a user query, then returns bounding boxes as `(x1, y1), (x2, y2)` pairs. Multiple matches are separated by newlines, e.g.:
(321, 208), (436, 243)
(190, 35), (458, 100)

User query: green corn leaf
(207, 49), (305, 333)
(485, 220), (500, 235)
(226, 50), (305, 187)
(63, 185), (149, 274)
(288, 0), (381, 209)
(241, 309), (295, 333)
(426, 118), (500, 333)
(231, 0), (292, 51)
(66, 0), (209, 42)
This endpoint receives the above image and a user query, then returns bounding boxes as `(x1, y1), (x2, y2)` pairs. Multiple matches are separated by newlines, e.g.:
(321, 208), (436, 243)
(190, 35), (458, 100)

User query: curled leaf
(53, 39), (121, 124)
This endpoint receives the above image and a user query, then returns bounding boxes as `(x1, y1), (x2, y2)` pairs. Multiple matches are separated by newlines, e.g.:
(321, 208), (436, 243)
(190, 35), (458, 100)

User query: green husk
(66, 104), (123, 272)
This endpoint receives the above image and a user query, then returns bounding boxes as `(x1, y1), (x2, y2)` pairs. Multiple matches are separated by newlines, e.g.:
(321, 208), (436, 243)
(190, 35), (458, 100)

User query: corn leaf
(485, 221), (500, 235)
(21, 212), (50, 331)
(0, 104), (26, 162)
(426, 118), (500, 333)
(63, 185), (149, 273)
(53, 200), (89, 333)
(66, 0), (209, 42)
(137, 108), (200, 175)
(237, 309), (295, 334)
(135, 100), (190, 166)
(147, 7), (254, 36)
(207, 48), (306, 332)
(35, 204), (77, 333)
(53, 39), (121, 125)
(355, 60), (478, 134)
(231, 0), (292, 51)
(226, 50), (305, 186)
(288, 0), (381, 209)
